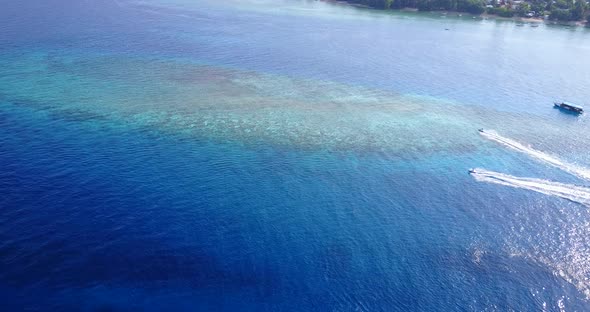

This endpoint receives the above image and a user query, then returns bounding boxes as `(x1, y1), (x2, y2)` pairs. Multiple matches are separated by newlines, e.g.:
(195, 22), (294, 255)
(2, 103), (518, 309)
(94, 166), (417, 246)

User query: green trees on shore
(546, 0), (587, 21)
(487, 6), (515, 17)
(359, 0), (394, 9)
(344, 0), (589, 22)
(415, 0), (486, 14)
(347, 0), (485, 14)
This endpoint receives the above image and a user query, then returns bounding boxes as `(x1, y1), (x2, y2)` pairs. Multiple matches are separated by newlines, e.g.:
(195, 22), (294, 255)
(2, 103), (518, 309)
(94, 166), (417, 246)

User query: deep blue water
(2, 0), (590, 310)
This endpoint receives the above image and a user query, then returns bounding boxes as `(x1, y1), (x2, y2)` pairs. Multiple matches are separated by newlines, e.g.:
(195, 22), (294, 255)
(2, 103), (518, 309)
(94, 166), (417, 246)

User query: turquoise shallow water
(2, 0), (590, 310)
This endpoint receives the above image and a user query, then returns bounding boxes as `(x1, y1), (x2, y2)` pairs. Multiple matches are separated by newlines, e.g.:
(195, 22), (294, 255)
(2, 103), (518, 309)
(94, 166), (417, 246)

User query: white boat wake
(480, 130), (590, 181)
(471, 169), (590, 206)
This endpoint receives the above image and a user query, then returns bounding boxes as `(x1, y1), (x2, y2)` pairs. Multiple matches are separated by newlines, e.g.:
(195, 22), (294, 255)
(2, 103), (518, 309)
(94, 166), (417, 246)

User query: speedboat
(478, 128), (484, 133)
(554, 101), (583, 114)
(468, 168), (476, 174)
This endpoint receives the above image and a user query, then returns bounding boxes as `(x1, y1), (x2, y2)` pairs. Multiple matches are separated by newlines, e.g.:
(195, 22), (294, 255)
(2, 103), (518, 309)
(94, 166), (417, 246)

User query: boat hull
(554, 102), (583, 114)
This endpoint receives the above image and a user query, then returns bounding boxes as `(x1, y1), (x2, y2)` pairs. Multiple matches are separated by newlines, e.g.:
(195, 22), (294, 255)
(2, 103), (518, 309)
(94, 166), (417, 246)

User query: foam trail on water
(480, 130), (590, 181)
(471, 168), (590, 206)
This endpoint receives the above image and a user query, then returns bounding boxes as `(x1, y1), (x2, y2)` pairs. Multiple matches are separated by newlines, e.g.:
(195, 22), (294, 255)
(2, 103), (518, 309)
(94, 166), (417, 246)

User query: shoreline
(323, 0), (588, 27)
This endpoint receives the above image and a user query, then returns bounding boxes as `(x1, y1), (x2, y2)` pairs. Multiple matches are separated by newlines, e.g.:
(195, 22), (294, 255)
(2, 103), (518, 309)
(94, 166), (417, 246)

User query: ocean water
(2, 0), (590, 310)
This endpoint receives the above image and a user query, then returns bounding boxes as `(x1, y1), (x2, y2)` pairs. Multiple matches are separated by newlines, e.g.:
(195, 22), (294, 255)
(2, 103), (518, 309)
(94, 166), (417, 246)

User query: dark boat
(478, 128), (484, 133)
(468, 168), (476, 174)
(554, 101), (583, 114)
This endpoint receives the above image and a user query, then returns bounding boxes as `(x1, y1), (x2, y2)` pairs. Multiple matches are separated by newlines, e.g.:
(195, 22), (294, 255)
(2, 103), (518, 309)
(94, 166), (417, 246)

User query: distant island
(340, 0), (589, 23)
